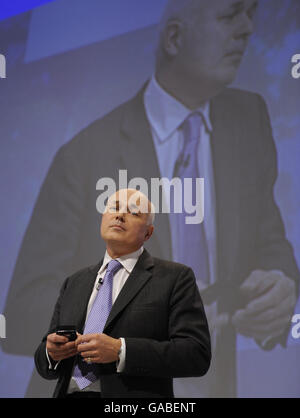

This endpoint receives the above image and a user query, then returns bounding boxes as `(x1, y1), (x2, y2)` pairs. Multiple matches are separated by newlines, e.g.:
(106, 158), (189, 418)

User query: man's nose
(234, 13), (254, 40)
(115, 212), (125, 222)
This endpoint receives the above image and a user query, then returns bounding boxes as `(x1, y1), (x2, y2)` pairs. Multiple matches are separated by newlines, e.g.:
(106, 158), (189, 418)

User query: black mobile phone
(56, 325), (77, 341)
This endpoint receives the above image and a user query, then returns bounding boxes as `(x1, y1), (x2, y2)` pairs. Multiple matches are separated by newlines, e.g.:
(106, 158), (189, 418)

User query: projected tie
(73, 259), (122, 390)
(171, 112), (210, 285)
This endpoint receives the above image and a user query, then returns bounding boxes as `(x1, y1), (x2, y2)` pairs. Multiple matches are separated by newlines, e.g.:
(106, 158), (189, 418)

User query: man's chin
(105, 232), (126, 244)
(211, 68), (239, 89)
(220, 61), (242, 83)
(194, 68), (239, 97)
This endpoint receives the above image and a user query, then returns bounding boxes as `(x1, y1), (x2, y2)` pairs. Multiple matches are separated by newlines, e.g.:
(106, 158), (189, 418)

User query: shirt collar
(98, 246), (144, 275)
(144, 75), (212, 143)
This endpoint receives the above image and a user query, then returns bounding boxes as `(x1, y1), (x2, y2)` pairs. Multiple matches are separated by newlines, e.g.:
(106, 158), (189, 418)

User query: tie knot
(187, 111), (203, 123)
(106, 259), (122, 275)
(180, 112), (204, 144)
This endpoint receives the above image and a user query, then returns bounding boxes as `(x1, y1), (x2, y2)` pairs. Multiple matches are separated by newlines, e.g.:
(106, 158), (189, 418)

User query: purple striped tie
(73, 259), (122, 389)
(171, 112), (210, 285)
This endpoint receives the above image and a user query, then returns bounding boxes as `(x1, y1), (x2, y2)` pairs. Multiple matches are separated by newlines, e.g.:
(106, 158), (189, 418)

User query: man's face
(177, 0), (258, 88)
(100, 190), (154, 255)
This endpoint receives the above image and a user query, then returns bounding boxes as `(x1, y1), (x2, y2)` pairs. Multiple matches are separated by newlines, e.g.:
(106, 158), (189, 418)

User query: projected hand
(232, 270), (297, 341)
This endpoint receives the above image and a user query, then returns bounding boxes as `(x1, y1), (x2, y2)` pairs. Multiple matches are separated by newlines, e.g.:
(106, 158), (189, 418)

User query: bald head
(106, 189), (155, 226)
(159, 0), (203, 24)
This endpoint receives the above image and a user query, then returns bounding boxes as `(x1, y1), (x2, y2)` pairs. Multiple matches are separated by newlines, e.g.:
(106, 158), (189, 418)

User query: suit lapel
(120, 85), (161, 181)
(210, 91), (240, 283)
(104, 250), (154, 331)
(118, 85), (172, 261)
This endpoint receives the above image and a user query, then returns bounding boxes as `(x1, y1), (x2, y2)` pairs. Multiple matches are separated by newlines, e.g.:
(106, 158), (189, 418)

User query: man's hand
(75, 333), (121, 364)
(46, 333), (78, 362)
(232, 270), (297, 341)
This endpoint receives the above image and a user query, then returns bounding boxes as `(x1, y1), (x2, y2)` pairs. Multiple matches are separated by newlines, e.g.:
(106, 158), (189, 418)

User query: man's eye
(220, 7), (256, 23)
(220, 12), (237, 21)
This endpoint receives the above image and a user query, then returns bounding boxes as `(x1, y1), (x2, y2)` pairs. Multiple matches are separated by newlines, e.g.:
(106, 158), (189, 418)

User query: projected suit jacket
(3, 85), (300, 397)
(34, 249), (211, 398)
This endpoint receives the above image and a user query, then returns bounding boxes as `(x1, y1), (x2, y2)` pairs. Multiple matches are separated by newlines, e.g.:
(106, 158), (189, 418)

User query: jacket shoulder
(61, 88), (143, 153)
(152, 256), (192, 275)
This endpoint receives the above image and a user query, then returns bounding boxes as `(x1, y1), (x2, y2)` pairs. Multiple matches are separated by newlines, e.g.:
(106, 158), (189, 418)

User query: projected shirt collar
(144, 75), (212, 143)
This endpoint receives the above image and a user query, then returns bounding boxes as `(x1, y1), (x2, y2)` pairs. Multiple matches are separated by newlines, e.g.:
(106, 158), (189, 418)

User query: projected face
(178, 0), (258, 88)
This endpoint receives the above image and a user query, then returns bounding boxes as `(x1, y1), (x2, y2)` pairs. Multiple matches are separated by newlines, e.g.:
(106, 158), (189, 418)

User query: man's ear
(162, 19), (184, 57)
(144, 225), (154, 241)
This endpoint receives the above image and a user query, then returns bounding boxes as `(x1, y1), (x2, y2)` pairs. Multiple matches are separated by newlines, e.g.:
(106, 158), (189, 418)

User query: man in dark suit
(34, 189), (211, 398)
(3, 0), (299, 397)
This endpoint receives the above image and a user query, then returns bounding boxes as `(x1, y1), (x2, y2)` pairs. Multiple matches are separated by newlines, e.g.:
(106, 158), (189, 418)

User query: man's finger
(245, 283), (293, 314)
(234, 318), (288, 339)
(75, 333), (97, 346)
(49, 348), (78, 362)
(80, 350), (98, 359)
(231, 309), (245, 326)
(240, 270), (275, 297)
(232, 307), (291, 339)
(243, 294), (294, 323)
(48, 333), (69, 344)
(240, 270), (268, 290)
(76, 341), (95, 352)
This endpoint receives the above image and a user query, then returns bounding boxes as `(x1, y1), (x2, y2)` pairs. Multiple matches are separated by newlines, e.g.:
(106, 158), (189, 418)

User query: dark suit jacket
(3, 85), (300, 397)
(34, 250), (211, 398)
